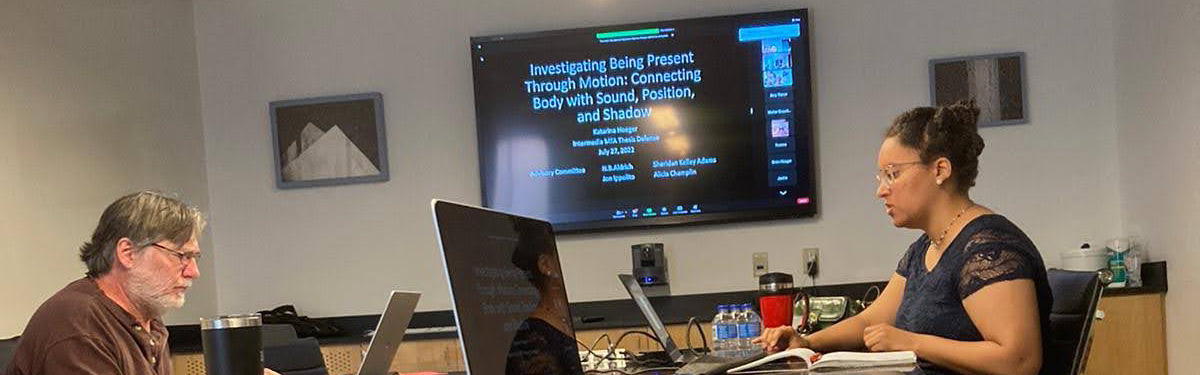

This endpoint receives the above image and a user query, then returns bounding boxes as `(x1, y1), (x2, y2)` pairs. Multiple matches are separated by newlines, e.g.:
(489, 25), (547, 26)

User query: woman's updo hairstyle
(884, 100), (985, 194)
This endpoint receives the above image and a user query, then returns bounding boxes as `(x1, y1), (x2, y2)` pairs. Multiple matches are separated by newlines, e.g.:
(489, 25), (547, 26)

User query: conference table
(629, 367), (924, 374)
(440, 365), (927, 374)
(443, 369), (925, 374)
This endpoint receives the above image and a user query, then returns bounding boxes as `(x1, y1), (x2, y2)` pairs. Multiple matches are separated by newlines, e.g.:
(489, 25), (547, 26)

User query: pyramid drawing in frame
(270, 92), (390, 189)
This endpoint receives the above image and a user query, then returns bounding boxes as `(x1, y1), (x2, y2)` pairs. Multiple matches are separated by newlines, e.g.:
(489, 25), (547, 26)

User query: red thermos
(757, 272), (796, 329)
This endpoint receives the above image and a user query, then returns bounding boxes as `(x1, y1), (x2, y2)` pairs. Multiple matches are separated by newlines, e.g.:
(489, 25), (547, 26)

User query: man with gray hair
(5, 191), (255, 374)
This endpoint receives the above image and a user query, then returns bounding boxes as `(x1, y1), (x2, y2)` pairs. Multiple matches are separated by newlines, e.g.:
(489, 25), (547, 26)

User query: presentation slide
(472, 10), (814, 231)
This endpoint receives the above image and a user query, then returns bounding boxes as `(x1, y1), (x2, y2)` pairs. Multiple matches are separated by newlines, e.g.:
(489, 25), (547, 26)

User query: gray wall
(1114, 0), (1200, 372)
(193, 0), (1122, 318)
(8, 3), (1194, 368)
(7, 1), (1193, 369)
(0, 0), (214, 335)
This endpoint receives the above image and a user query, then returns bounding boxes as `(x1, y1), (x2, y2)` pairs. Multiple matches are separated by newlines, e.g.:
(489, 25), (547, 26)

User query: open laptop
(431, 199), (584, 375)
(356, 290), (421, 375)
(618, 274), (765, 372)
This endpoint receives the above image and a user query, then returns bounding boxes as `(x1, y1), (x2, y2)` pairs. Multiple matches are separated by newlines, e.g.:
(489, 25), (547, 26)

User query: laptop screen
(618, 274), (685, 362)
(432, 200), (583, 375)
(357, 291), (420, 375)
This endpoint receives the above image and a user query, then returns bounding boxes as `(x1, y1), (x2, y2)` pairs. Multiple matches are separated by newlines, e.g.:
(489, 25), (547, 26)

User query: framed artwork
(929, 52), (1028, 127)
(269, 92), (389, 189)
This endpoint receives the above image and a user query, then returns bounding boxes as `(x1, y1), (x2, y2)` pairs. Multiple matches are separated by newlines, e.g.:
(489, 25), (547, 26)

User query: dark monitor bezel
(470, 8), (818, 234)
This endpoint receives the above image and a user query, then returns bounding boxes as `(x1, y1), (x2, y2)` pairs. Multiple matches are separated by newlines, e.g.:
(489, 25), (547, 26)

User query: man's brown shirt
(6, 278), (171, 375)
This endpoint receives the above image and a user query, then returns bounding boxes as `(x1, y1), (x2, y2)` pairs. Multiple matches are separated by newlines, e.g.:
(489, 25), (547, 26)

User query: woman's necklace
(930, 202), (974, 250)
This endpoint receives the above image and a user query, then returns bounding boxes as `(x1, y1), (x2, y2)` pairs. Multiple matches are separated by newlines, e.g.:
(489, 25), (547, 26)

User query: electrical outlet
(802, 247), (819, 277)
(752, 252), (769, 277)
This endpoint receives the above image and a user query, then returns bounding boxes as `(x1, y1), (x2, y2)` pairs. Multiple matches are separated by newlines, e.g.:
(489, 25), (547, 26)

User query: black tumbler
(200, 314), (263, 375)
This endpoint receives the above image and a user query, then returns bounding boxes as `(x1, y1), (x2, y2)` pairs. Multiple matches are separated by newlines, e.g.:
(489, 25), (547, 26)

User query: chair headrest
(1047, 269), (1101, 314)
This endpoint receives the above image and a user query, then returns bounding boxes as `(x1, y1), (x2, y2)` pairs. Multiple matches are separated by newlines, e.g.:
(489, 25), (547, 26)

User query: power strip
(579, 348), (632, 371)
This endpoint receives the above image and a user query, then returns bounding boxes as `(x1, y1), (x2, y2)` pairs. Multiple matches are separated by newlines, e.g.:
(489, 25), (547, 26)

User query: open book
(727, 348), (916, 373)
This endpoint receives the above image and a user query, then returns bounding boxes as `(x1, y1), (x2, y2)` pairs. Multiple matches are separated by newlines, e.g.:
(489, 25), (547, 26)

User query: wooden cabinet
(172, 297), (1168, 375)
(1081, 293), (1167, 375)
(171, 339), (465, 375)
(171, 324), (705, 375)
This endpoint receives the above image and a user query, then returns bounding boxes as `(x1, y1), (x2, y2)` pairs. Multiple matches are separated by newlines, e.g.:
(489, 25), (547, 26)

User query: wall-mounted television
(471, 9), (815, 233)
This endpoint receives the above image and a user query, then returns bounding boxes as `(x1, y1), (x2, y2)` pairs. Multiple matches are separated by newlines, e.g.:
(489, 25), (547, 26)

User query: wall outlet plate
(753, 252), (769, 277)
(802, 247), (819, 277)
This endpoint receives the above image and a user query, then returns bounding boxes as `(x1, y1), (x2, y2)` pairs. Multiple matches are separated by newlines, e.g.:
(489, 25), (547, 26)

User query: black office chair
(1045, 269), (1108, 375)
(261, 324), (329, 375)
(262, 324), (302, 347)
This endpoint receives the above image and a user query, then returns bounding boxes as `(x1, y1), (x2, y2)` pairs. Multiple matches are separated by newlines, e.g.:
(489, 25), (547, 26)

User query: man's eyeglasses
(875, 161), (925, 188)
(148, 243), (201, 265)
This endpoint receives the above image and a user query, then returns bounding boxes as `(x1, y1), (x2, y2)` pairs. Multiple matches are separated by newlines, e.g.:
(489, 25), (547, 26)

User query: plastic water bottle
(723, 305), (739, 357)
(711, 305), (725, 355)
(739, 304), (763, 356)
(732, 304), (749, 356)
(712, 305), (736, 357)
(727, 305), (741, 357)
(733, 304), (759, 357)
(1125, 247), (1143, 287)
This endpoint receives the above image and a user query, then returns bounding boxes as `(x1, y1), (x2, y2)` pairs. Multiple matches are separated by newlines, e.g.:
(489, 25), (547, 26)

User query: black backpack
(257, 305), (343, 338)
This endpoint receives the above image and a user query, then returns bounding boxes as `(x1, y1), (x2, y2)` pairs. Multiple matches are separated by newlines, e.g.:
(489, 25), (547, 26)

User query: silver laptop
(432, 199), (584, 375)
(618, 274), (764, 370)
(617, 274), (695, 362)
(356, 290), (421, 375)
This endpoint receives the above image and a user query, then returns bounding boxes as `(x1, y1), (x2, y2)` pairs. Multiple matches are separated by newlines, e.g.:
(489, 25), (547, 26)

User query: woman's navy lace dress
(893, 214), (1053, 375)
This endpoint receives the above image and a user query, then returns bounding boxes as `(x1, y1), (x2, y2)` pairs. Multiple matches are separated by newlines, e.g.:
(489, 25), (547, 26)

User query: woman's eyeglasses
(875, 161), (924, 188)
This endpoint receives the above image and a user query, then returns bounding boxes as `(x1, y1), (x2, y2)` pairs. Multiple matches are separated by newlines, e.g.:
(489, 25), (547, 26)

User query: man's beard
(126, 263), (188, 318)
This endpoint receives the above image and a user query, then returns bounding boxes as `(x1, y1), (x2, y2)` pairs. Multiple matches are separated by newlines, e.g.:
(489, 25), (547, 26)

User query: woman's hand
(751, 326), (809, 353)
(863, 323), (917, 352)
